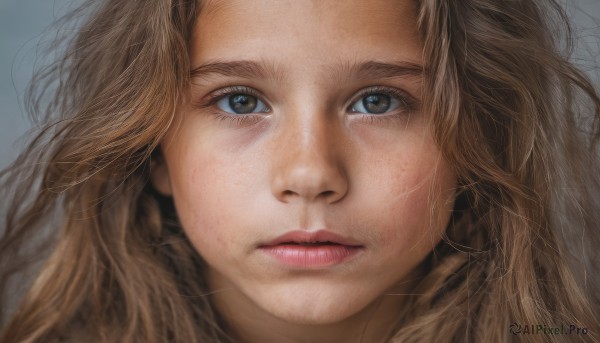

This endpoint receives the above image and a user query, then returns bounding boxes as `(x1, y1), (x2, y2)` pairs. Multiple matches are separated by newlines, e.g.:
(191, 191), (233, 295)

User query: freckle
(191, 167), (200, 184)
(216, 233), (229, 249)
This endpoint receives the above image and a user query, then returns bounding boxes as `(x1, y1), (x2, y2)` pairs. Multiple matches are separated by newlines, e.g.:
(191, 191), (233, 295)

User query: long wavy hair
(1, 0), (599, 342)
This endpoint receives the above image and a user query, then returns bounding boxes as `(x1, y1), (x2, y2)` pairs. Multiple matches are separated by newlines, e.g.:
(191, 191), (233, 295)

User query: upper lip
(260, 229), (363, 247)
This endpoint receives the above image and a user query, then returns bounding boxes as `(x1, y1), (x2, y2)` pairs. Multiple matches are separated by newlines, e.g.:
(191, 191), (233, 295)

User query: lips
(259, 230), (364, 268)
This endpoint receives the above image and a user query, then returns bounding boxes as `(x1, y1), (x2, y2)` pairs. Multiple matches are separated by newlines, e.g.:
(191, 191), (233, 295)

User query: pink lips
(258, 230), (364, 268)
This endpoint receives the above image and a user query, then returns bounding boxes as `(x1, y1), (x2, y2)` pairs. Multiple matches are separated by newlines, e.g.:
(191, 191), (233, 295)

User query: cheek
(357, 149), (455, 256)
(168, 154), (242, 254)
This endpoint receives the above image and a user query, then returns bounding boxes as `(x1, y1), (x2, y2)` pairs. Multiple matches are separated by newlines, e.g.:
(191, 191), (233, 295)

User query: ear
(150, 151), (173, 196)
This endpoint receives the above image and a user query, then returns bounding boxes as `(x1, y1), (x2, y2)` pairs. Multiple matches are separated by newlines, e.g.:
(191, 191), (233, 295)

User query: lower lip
(259, 244), (363, 268)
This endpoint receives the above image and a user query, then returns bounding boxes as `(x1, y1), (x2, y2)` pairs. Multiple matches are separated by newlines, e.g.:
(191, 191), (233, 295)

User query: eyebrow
(190, 60), (284, 82)
(332, 60), (424, 82)
(189, 60), (424, 83)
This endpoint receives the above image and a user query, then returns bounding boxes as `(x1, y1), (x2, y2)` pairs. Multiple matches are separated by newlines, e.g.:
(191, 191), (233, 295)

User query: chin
(252, 280), (381, 325)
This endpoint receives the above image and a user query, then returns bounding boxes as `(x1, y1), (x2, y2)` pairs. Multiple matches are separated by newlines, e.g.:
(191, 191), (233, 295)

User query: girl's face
(154, 0), (456, 329)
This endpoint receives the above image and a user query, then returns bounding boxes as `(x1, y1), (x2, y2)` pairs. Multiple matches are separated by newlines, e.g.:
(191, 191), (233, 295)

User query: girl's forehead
(198, 0), (417, 23)
(192, 0), (423, 72)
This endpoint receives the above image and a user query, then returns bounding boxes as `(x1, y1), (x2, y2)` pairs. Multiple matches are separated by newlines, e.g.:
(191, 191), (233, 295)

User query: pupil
(363, 94), (390, 114)
(229, 94), (257, 114)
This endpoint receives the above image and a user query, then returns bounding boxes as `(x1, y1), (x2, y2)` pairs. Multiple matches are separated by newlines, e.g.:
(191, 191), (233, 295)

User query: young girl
(1, 0), (599, 342)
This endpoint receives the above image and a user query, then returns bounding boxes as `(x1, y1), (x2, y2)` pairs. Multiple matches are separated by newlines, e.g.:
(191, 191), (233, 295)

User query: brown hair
(389, 0), (600, 341)
(1, 0), (599, 342)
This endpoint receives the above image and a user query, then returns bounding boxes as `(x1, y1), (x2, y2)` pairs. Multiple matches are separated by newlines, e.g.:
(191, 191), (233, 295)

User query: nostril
(319, 190), (335, 198)
(280, 189), (336, 201)
(282, 190), (296, 197)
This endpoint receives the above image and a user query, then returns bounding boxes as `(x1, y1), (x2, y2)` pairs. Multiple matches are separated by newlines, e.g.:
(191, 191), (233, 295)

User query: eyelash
(347, 86), (417, 124)
(194, 86), (268, 125)
(194, 85), (418, 125)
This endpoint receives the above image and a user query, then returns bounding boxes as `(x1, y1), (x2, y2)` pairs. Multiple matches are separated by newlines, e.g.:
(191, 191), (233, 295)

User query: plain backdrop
(1, 0), (599, 171)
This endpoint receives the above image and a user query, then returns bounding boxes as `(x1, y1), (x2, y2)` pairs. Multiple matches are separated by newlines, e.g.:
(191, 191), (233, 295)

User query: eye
(349, 93), (401, 114)
(216, 93), (269, 114)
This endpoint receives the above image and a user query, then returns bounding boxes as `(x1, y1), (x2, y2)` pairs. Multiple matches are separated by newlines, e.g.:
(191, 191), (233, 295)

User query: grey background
(1, 0), (599, 171)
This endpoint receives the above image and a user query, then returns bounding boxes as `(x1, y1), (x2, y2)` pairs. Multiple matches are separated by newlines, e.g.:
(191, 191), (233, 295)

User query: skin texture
(152, 0), (457, 341)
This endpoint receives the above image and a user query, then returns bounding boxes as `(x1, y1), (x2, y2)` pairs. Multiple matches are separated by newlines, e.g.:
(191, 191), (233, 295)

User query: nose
(270, 112), (348, 204)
